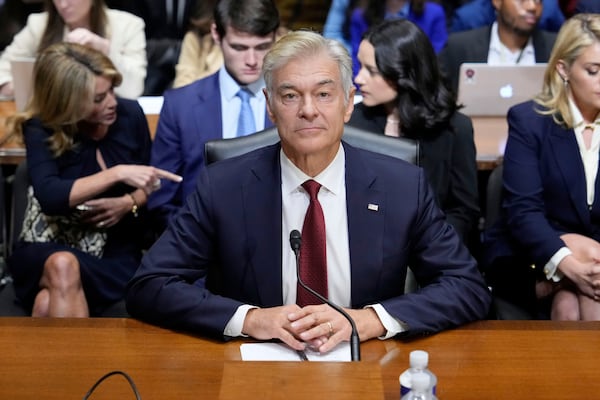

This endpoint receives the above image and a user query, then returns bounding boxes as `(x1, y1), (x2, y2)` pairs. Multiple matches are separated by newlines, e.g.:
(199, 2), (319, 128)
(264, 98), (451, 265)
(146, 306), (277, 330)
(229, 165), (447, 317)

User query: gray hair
(262, 30), (353, 105)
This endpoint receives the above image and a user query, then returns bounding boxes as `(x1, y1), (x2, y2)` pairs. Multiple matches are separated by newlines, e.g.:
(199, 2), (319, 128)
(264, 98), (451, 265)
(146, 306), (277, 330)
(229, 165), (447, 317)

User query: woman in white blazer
(0, 0), (146, 99)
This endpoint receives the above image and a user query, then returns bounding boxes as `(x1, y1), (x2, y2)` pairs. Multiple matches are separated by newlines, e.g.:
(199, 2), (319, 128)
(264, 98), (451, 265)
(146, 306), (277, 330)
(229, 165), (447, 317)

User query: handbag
(19, 186), (107, 257)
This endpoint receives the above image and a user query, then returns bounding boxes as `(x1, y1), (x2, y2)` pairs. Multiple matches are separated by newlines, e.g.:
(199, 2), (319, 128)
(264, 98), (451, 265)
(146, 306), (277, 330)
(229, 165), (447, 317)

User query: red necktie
(297, 180), (328, 306)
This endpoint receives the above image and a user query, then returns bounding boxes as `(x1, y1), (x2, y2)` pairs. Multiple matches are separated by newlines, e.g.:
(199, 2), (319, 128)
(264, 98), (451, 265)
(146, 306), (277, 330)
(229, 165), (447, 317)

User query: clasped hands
(557, 233), (600, 300)
(242, 304), (384, 355)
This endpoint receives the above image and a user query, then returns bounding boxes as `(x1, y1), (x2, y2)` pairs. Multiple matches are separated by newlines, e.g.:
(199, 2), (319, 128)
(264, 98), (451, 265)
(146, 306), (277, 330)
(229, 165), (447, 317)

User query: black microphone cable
(289, 229), (361, 361)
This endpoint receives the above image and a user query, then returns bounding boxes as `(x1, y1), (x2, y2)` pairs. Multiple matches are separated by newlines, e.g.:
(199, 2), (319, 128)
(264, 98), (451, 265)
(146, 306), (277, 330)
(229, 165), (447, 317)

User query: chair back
(485, 163), (503, 230)
(204, 125), (420, 166)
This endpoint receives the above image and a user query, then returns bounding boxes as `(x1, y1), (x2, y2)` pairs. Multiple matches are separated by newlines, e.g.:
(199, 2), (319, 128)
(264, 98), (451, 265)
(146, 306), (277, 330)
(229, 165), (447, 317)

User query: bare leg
(551, 289), (580, 320)
(34, 251), (89, 318)
(32, 288), (50, 317)
(579, 293), (600, 320)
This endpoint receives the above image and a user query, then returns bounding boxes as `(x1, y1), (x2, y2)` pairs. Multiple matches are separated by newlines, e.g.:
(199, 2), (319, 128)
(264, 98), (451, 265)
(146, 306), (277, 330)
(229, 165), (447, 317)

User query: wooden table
(0, 318), (598, 399)
(472, 116), (506, 170)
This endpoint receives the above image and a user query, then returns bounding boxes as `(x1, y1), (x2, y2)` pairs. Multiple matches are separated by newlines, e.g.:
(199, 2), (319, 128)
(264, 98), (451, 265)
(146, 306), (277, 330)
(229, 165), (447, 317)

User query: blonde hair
(6, 42), (122, 157)
(535, 14), (600, 127)
(262, 30), (354, 106)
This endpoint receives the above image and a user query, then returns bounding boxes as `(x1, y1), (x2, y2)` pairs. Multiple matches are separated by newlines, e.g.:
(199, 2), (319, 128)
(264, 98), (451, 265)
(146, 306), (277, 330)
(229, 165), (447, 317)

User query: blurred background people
(439, 0), (557, 92)
(450, 0), (564, 33)
(173, 0), (220, 87)
(349, 19), (479, 244)
(0, 0), (43, 52)
(482, 14), (600, 320)
(322, 0), (352, 53)
(0, 0), (146, 99)
(349, 0), (448, 76)
(173, 0), (287, 89)
(5, 42), (179, 317)
(148, 0), (280, 231)
(107, 0), (199, 95)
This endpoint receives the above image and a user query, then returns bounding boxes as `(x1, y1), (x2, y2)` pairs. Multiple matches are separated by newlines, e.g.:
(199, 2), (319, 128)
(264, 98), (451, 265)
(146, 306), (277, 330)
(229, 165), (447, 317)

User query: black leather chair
(204, 125), (420, 293)
(484, 163), (536, 319)
(205, 125), (420, 166)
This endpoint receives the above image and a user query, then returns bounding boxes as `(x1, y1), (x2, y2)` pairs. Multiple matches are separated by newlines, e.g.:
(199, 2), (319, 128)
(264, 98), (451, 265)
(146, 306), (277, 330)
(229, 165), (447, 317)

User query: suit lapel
(343, 144), (386, 307)
(241, 145), (283, 306)
(549, 124), (590, 225)
(195, 75), (223, 141)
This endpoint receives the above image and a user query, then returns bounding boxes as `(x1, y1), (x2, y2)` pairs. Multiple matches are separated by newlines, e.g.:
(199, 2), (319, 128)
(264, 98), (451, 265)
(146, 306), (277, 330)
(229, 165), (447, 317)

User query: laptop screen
(457, 63), (547, 117)
(10, 57), (35, 112)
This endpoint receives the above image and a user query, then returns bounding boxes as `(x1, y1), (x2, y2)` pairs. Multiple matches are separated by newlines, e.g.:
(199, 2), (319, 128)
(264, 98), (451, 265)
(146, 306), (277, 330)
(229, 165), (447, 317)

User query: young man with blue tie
(148, 0), (279, 231)
(127, 30), (491, 353)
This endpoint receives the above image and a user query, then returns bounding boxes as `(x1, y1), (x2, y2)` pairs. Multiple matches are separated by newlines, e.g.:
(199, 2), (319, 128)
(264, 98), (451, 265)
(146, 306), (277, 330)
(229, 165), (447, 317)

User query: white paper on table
(240, 342), (351, 362)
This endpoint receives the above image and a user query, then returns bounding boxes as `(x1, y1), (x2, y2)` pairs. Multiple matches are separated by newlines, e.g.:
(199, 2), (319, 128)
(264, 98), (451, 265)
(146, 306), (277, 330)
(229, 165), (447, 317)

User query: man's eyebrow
(277, 79), (336, 91)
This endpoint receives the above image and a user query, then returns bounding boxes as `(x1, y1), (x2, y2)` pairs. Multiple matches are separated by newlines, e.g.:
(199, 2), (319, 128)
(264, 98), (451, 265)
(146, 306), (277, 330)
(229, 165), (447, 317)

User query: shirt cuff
(367, 304), (407, 339)
(224, 304), (258, 337)
(544, 247), (571, 282)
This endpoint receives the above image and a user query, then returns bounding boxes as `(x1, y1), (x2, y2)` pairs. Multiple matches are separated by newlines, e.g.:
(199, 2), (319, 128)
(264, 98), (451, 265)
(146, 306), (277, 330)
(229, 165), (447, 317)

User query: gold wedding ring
(326, 321), (333, 337)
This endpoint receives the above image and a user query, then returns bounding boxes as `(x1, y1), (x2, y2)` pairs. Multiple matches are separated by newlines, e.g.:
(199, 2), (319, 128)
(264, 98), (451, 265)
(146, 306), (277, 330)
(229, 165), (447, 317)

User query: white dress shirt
(224, 144), (404, 338)
(487, 22), (536, 65)
(543, 99), (600, 281)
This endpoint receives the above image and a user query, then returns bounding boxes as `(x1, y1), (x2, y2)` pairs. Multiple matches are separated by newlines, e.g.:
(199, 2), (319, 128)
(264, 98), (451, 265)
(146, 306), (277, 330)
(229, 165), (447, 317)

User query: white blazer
(0, 8), (147, 99)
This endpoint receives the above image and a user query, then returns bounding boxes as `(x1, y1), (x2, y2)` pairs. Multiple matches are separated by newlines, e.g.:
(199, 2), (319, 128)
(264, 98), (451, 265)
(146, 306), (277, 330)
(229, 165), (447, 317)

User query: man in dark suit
(148, 0), (279, 230)
(127, 30), (491, 353)
(439, 0), (557, 92)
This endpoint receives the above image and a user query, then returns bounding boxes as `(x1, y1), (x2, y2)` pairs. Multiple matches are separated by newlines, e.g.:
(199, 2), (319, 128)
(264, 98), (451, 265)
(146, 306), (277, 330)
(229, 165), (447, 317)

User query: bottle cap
(409, 350), (429, 368)
(411, 372), (430, 392)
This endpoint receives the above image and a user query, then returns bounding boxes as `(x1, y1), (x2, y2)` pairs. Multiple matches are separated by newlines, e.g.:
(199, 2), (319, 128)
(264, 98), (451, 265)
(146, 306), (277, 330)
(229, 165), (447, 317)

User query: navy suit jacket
(148, 72), (274, 224)
(483, 101), (600, 270)
(127, 141), (491, 339)
(438, 26), (557, 92)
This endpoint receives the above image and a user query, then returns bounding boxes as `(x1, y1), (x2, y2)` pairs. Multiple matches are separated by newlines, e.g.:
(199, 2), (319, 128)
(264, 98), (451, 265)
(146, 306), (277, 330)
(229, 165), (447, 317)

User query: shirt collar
(569, 97), (600, 129)
(489, 22), (534, 61)
(218, 65), (266, 101)
(280, 143), (345, 197)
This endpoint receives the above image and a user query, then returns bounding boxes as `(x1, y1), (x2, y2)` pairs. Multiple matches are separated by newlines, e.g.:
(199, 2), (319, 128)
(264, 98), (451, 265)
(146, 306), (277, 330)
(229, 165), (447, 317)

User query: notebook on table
(457, 63), (547, 117)
(10, 57), (36, 112)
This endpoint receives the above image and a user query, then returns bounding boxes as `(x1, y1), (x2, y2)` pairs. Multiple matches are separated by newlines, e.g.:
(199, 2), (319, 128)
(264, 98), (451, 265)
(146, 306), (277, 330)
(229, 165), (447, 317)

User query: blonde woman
(6, 42), (179, 317)
(484, 14), (600, 320)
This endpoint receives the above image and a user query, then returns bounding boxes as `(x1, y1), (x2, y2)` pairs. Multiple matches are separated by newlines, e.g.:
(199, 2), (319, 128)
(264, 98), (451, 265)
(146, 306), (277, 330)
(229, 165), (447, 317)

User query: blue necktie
(236, 88), (256, 137)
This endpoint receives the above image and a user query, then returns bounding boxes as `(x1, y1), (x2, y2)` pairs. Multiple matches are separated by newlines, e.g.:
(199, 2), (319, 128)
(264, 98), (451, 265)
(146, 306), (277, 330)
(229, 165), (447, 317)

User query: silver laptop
(10, 57), (35, 112)
(457, 63), (547, 117)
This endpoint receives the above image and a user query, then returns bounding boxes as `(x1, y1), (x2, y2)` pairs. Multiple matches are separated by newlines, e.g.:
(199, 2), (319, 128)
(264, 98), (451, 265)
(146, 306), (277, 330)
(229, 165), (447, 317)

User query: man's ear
(211, 23), (221, 46)
(344, 87), (356, 123)
(263, 88), (276, 123)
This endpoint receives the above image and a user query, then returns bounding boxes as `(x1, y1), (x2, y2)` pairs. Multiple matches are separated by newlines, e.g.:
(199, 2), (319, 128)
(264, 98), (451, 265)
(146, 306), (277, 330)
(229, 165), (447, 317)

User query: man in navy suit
(148, 0), (279, 230)
(127, 30), (491, 353)
(439, 0), (557, 92)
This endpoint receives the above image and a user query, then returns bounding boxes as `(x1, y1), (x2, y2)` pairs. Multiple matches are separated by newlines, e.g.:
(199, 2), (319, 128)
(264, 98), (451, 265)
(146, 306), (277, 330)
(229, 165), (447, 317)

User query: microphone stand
(290, 230), (361, 361)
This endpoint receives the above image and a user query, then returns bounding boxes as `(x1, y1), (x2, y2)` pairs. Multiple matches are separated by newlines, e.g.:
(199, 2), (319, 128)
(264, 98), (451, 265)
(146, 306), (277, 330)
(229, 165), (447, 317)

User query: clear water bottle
(399, 350), (438, 396)
(401, 372), (438, 400)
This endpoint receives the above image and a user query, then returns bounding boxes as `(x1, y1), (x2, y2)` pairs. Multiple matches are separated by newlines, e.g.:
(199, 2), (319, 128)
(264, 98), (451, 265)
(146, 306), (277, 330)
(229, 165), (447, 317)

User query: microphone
(289, 229), (361, 361)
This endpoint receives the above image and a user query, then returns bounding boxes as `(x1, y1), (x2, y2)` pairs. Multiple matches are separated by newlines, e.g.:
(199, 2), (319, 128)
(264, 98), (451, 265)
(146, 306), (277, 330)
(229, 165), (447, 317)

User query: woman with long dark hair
(349, 18), (479, 242)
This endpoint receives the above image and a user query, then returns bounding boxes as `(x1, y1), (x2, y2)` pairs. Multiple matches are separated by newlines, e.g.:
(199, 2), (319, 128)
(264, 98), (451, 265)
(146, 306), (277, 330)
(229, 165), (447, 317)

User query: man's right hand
(242, 305), (306, 350)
